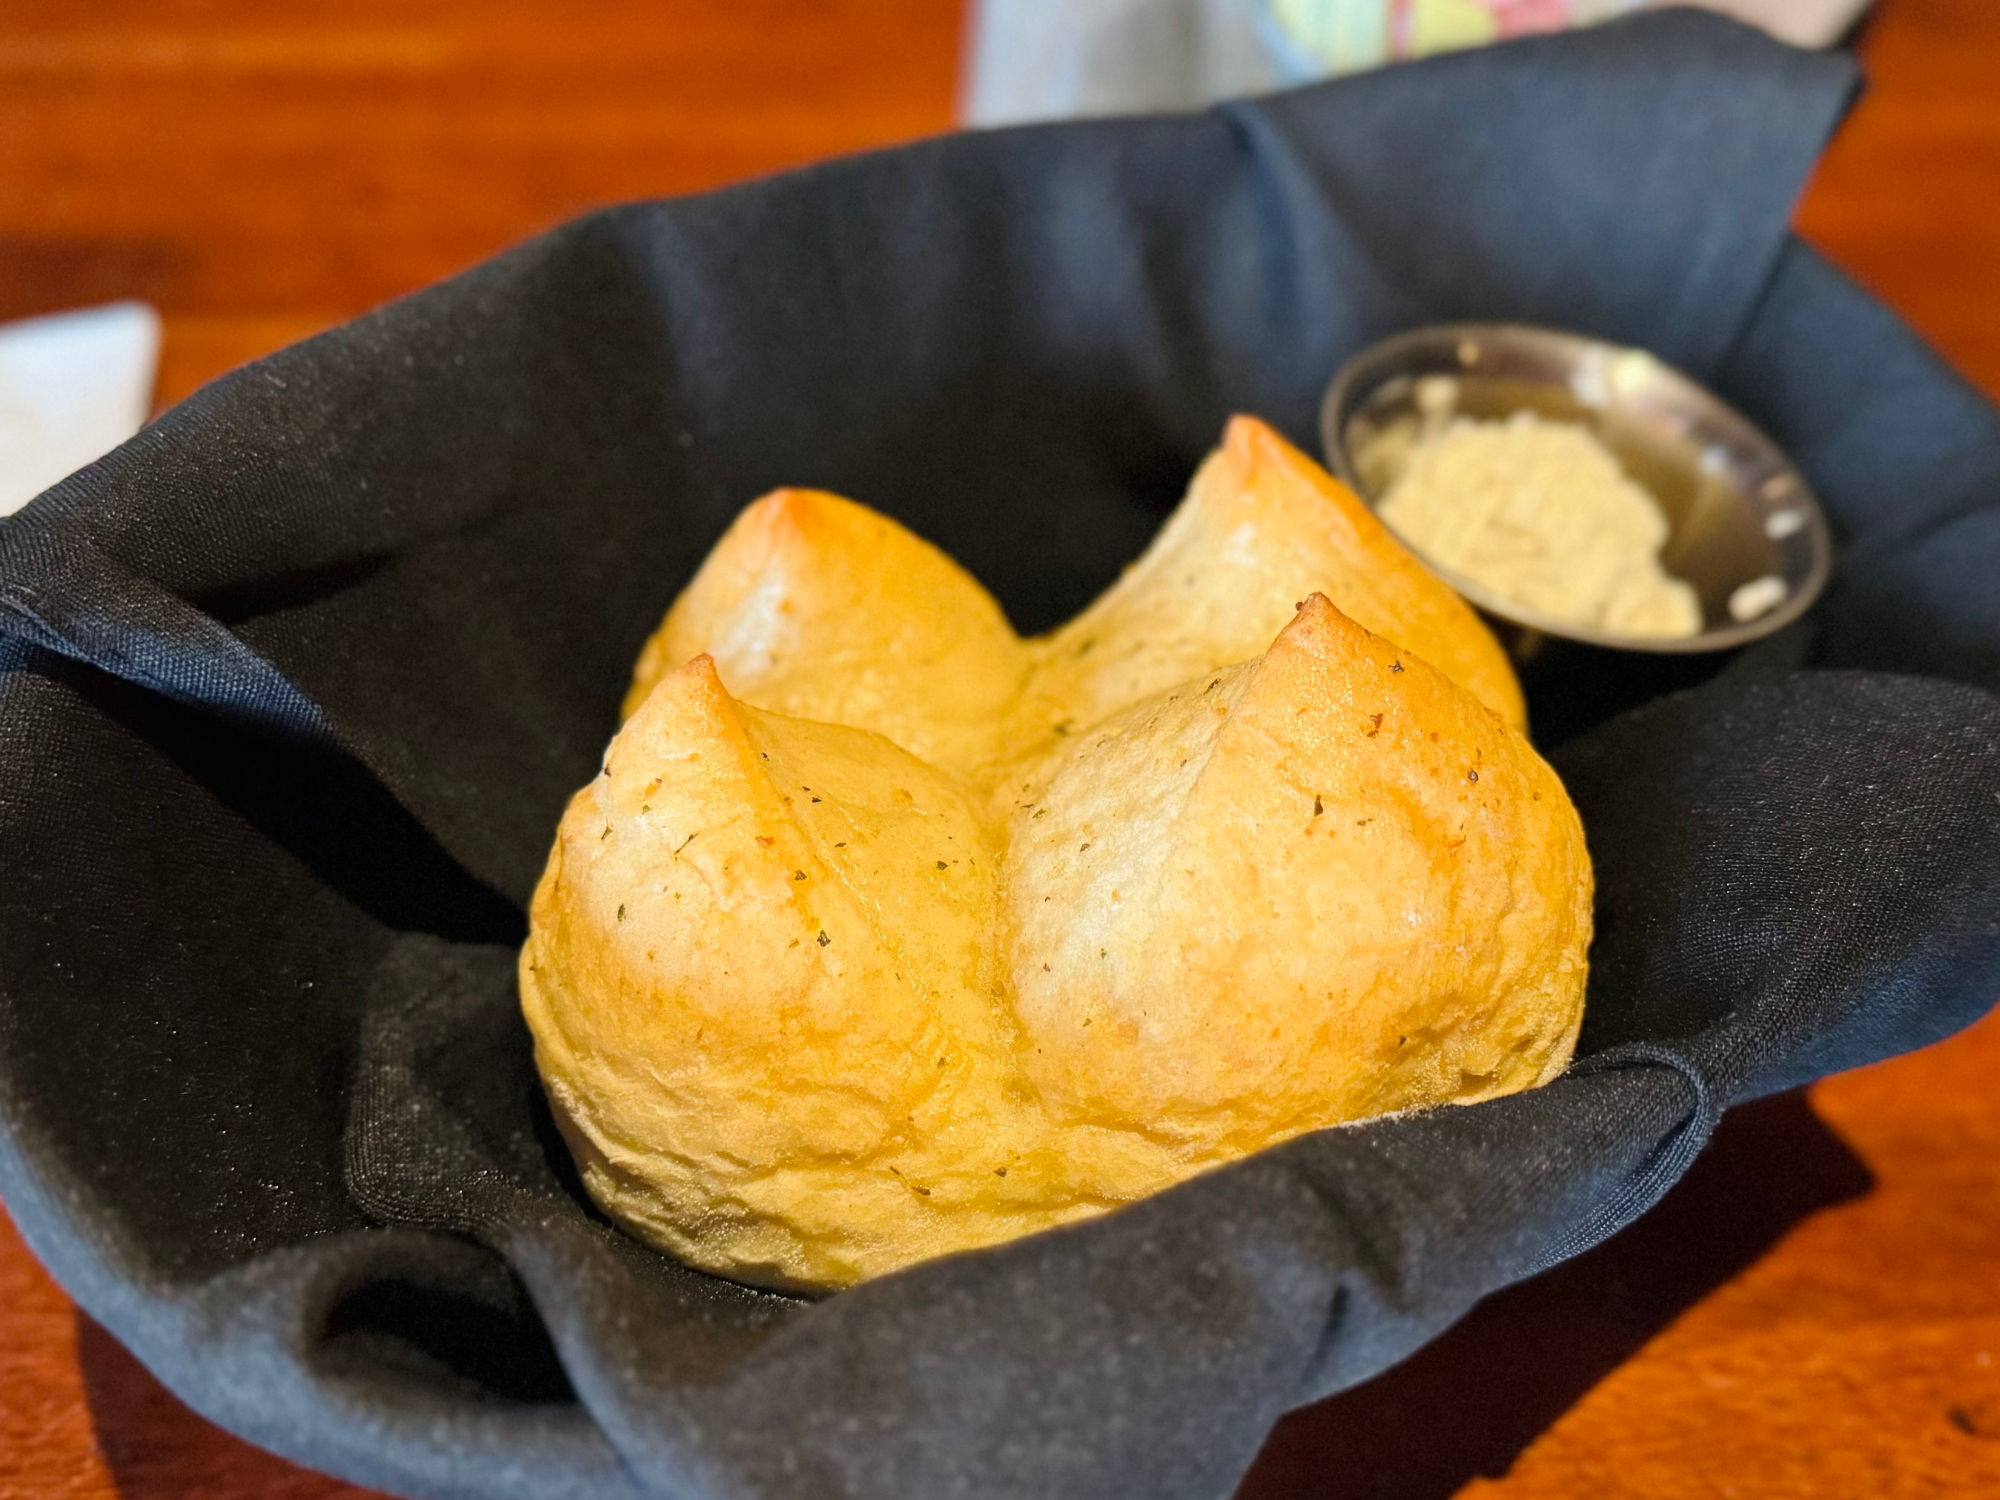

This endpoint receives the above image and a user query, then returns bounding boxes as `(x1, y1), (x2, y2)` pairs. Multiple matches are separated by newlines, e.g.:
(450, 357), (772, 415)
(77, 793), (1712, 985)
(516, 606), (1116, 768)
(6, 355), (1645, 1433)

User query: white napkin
(0, 302), (161, 518)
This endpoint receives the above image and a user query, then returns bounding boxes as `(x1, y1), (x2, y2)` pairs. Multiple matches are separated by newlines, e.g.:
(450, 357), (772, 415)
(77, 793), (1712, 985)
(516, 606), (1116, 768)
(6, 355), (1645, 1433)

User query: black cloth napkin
(2, 11), (1997, 1500)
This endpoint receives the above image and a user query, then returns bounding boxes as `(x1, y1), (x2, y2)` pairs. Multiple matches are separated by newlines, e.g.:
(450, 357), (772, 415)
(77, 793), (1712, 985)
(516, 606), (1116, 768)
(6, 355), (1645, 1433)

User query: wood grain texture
(1795, 0), (2000, 400)
(1, 2), (1997, 1498)
(0, 0), (969, 406)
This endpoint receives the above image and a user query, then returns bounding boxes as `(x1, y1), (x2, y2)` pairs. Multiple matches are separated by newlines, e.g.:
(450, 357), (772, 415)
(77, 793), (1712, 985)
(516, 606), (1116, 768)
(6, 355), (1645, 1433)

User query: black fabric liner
(1, 11), (1998, 1499)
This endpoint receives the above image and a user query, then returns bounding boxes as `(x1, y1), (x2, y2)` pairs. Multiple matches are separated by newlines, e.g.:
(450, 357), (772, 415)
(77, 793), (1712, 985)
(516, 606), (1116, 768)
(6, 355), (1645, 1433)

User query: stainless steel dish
(1320, 323), (1833, 657)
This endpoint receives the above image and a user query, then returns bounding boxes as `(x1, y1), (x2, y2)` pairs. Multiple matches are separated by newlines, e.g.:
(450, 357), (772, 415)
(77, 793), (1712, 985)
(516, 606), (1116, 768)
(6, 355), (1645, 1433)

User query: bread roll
(623, 487), (1025, 780)
(1014, 415), (1527, 756)
(625, 418), (1527, 787)
(524, 427), (1590, 1292)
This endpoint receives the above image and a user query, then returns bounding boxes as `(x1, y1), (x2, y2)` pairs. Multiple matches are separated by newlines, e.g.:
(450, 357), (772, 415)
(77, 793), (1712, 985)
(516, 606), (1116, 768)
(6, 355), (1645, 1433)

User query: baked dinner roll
(524, 655), (1069, 1290)
(525, 434), (1590, 1292)
(626, 418), (1526, 790)
(623, 487), (1025, 780)
(999, 596), (1585, 1153)
(1016, 415), (1527, 750)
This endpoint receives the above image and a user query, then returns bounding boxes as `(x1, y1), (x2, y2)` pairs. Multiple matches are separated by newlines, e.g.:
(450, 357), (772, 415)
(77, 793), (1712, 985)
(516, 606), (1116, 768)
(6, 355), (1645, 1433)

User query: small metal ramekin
(1321, 323), (1833, 657)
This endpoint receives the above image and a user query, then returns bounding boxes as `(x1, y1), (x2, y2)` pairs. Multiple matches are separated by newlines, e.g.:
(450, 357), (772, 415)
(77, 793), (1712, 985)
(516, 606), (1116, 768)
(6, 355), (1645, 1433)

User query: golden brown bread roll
(998, 596), (1584, 1154)
(523, 411), (1590, 1292)
(623, 417), (1527, 780)
(1014, 415), (1527, 751)
(622, 487), (1026, 779)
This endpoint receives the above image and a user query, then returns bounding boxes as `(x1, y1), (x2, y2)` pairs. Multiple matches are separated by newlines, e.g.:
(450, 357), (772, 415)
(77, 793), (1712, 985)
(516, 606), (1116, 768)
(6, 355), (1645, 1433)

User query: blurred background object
(963, 0), (1876, 124)
(1700, 0), (1876, 42)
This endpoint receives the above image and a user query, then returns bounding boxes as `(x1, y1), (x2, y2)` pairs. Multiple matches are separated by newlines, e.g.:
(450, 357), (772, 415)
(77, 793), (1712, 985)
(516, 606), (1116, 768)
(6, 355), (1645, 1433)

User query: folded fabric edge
(0, 1116), (639, 1500)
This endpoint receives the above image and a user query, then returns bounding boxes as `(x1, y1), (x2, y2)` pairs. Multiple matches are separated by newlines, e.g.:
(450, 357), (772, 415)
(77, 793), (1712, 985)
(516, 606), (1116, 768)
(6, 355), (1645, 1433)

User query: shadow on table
(1235, 1087), (1871, 1500)
(76, 1312), (383, 1500)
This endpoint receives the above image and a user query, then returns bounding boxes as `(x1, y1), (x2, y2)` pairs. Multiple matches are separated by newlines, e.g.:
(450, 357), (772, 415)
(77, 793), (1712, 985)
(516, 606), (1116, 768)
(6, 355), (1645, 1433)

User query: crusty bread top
(1018, 416), (1527, 753)
(623, 417), (1528, 790)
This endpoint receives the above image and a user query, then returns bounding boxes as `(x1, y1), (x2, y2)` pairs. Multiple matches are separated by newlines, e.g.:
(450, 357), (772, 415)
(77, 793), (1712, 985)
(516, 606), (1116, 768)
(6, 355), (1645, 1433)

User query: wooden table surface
(2, 2), (1997, 1497)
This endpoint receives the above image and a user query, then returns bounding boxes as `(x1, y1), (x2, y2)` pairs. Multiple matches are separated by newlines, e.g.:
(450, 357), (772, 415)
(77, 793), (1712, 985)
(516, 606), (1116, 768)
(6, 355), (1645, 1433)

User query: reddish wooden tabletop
(2, 3), (1998, 1497)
